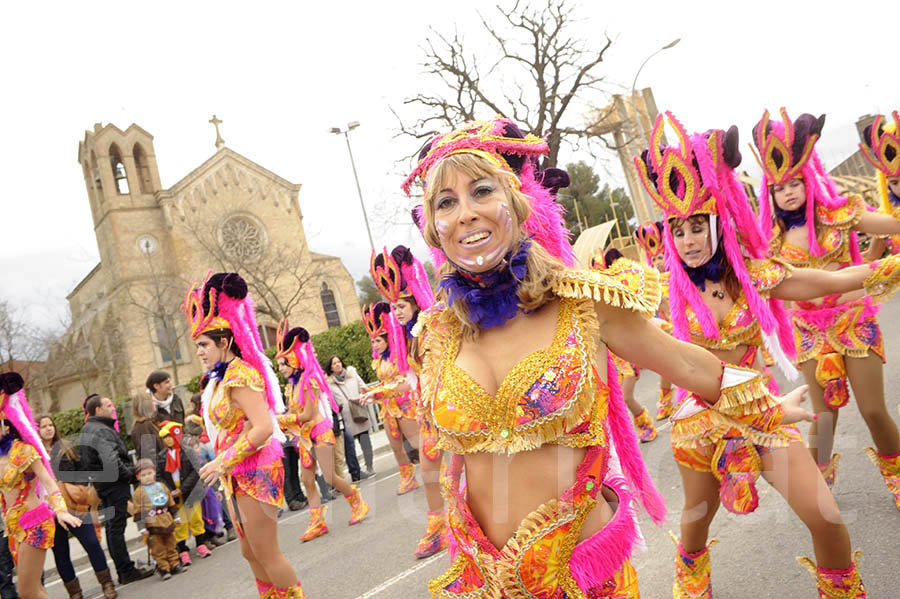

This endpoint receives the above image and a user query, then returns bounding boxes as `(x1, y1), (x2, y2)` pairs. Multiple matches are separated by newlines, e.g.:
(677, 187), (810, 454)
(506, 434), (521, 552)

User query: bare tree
(0, 299), (38, 368)
(183, 200), (326, 326)
(394, 0), (616, 168)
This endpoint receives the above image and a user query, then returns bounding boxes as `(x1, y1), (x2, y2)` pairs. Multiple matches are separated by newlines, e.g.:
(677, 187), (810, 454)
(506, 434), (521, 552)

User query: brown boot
(63, 578), (84, 599)
(95, 568), (118, 599)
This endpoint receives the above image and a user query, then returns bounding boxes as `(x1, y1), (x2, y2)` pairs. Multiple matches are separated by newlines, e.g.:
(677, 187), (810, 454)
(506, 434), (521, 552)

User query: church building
(43, 120), (359, 412)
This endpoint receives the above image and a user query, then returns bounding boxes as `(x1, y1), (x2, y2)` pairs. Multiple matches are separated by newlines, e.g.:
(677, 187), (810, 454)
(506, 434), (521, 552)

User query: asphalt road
(45, 301), (900, 599)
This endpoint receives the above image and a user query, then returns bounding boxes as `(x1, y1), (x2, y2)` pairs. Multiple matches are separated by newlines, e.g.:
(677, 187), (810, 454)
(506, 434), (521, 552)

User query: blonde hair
(422, 152), (565, 338)
(132, 395), (157, 422)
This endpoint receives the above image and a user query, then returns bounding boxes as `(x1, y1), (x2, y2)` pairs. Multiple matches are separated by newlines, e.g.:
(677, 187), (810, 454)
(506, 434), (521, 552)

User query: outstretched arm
(772, 255), (900, 302)
(595, 301), (721, 404)
(855, 210), (900, 236)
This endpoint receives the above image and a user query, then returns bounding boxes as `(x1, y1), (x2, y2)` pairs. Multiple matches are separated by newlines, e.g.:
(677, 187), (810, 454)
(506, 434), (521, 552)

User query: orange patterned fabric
(423, 298), (610, 455)
(370, 358), (418, 421)
(686, 258), (790, 351)
(428, 448), (643, 599)
(773, 198), (864, 269)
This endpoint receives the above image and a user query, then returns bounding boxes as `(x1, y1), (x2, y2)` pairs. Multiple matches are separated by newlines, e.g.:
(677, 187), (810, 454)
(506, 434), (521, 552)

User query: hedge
(311, 320), (375, 382)
(48, 398), (132, 450)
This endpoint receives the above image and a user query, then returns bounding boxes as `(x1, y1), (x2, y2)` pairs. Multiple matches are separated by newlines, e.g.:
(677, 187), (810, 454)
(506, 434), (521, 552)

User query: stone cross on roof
(209, 114), (225, 150)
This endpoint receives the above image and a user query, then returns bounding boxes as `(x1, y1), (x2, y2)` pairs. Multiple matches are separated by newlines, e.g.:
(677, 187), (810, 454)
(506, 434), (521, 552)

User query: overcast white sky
(3, 0), (897, 328)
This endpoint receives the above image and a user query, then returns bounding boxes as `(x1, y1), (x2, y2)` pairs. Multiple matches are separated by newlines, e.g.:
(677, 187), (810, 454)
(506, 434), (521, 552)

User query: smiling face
(888, 176), (900, 198)
(391, 298), (417, 326)
(651, 253), (666, 272)
(773, 176), (806, 211)
(670, 215), (713, 268)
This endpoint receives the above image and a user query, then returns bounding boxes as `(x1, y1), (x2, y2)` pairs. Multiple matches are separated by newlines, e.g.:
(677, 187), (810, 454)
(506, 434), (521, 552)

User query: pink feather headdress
(750, 108), (858, 260)
(634, 112), (796, 363)
(361, 302), (409, 374)
(0, 372), (53, 495)
(275, 320), (337, 413)
(633, 222), (665, 266)
(370, 246), (435, 311)
(182, 272), (285, 418)
(403, 117), (575, 266)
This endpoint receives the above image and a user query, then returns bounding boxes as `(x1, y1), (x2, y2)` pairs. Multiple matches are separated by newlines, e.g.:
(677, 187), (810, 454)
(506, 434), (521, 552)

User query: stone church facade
(43, 122), (359, 412)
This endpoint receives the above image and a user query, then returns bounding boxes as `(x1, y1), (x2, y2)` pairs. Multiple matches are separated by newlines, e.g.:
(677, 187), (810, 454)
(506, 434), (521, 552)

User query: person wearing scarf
(157, 421), (211, 563)
(399, 116), (813, 598)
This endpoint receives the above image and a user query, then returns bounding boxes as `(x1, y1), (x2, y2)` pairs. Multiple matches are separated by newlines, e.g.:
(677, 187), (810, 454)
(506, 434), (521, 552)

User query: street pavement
(44, 301), (900, 598)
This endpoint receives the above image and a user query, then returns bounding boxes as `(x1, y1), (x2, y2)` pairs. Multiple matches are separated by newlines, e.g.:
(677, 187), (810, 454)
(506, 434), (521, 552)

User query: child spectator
(129, 460), (182, 580)
(157, 422), (211, 566)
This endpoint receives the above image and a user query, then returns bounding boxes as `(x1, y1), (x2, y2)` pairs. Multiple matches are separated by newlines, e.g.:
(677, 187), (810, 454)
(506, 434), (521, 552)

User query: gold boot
(672, 532), (717, 599)
(634, 407), (657, 443)
(817, 453), (842, 489)
(414, 510), (448, 558)
(656, 387), (673, 420)
(397, 462), (420, 495)
(300, 505), (329, 542)
(798, 551), (866, 598)
(345, 485), (370, 524)
(864, 447), (900, 511)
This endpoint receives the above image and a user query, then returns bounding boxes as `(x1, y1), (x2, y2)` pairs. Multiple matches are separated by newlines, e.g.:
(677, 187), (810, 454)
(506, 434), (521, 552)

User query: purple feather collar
(776, 204), (807, 230)
(683, 244), (725, 291)
(439, 240), (531, 329)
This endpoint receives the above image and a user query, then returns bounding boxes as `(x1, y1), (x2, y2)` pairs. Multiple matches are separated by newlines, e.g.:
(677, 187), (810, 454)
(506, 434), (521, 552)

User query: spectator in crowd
(80, 395), (155, 585)
(130, 459), (183, 580)
(131, 395), (163, 463)
(325, 355), (375, 479)
(145, 371), (185, 424)
(39, 415), (118, 599)
(157, 421), (212, 565)
(282, 435), (309, 512)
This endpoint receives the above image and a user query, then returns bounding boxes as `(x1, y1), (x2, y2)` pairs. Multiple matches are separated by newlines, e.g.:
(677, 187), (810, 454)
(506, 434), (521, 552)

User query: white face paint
(670, 216), (713, 268)
(431, 170), (517, 273)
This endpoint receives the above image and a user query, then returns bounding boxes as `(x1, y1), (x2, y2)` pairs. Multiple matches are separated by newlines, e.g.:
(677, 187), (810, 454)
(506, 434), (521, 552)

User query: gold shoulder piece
(553, 260), (661, 317)
(747, 257), (793, 292)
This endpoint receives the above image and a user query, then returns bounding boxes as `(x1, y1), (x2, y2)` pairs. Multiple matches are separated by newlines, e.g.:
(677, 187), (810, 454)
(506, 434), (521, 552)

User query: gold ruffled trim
(670, 410), (795, 449)
(223, 358), (265, 392)
(714, 371), (781, 416)
(553, 261), (661, 317)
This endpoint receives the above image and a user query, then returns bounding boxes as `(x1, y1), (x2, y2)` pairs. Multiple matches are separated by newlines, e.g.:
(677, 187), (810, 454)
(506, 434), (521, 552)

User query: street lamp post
(330, 121), (375, 253)
(630, 38), (680, 145)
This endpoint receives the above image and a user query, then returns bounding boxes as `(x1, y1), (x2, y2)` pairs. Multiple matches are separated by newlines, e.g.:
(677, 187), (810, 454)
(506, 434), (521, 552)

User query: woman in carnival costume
(185, 272), (305, 599)
(0, 372), (81, 599)
(590, 247), (657, 443)
(753, 109), (900, 507)
(274, 321), (369, 542)
(635, 112), (900, 598)
(859, 112), (900, 257)
(633, 221), (676, 420)
(401, 116), (813, 598)
(360, 301), (422, 495)
(370, 245), (448, 558)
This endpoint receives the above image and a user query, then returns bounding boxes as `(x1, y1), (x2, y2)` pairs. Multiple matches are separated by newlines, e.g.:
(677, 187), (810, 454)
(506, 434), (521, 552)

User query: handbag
(334, 380), (369, 423)
(60, 480), (101, 514)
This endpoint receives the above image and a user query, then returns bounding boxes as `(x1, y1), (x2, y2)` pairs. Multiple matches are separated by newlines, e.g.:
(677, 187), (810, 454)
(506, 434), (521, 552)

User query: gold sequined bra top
(775, 197), (863, 269)
(420, 261), (661, 455)
(687, 258), (792, 351)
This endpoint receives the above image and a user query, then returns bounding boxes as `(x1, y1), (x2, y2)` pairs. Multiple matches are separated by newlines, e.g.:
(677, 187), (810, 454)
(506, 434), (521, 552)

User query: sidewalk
(45, 427), (394, 582)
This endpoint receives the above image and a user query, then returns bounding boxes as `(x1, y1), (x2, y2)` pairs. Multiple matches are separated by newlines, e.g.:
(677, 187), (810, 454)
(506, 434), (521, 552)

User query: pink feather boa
(19, 502), (54, 529)
(4, 391), (52, 495)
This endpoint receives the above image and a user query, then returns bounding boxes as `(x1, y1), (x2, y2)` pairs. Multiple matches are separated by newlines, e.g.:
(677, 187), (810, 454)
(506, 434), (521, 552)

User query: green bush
(312, 320), (375, 382)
